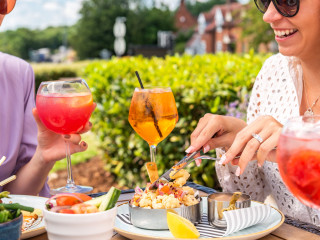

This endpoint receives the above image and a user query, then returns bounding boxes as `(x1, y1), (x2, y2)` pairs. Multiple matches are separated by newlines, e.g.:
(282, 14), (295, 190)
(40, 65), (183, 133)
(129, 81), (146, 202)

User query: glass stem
(65, 140), (76, 187)
(150, 145), (157, 163)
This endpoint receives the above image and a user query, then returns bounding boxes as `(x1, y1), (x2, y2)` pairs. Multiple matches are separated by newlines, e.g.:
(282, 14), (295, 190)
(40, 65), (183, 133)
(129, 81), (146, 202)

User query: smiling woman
(185, 0), (320, 227)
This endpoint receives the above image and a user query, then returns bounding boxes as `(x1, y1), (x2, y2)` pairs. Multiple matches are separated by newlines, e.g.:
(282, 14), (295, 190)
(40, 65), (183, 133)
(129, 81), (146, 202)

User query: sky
(0, 0), (181, 32)
(0, 0), (247, 32)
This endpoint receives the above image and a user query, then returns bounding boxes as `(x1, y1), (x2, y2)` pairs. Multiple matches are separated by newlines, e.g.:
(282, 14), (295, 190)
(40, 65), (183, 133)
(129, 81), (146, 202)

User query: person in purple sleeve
(0, 0), (91, 197)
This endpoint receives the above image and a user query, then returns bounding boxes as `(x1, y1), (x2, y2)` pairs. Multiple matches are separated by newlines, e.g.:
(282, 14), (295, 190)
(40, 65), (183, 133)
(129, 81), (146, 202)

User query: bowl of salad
(0, 191), (35, 240)
(43, 187), (121, 240)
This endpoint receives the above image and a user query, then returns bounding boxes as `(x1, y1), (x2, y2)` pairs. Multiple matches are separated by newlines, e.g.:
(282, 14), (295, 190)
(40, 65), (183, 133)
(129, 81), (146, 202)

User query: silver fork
(171, 155), (241, 177)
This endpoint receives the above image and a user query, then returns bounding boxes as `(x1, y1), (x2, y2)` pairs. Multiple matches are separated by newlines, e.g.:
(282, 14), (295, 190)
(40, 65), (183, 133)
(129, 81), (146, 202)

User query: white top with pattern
(216, 53), (320, 225)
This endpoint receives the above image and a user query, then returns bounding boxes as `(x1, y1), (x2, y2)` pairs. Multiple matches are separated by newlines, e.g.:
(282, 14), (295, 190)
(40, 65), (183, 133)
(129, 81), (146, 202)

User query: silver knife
(149, 150), (201, 189)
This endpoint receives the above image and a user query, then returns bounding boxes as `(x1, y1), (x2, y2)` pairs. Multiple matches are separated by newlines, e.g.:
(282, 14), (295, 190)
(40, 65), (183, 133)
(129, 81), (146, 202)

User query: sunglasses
(0, 0), (16, 15)
(254, 0), (300, 17)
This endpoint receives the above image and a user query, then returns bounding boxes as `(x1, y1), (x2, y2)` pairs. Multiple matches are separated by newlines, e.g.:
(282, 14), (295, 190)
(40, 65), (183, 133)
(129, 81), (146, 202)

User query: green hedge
(84, 52), (269, 189)
(32, 62), (90, 91)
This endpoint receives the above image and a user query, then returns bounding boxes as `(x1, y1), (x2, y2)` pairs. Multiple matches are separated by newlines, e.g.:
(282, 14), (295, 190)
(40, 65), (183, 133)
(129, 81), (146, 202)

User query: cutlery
(149, 150), (201, 189)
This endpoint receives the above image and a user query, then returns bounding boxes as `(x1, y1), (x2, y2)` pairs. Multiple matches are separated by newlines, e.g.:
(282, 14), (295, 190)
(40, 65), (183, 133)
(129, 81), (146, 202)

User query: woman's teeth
(274, 29), (298, 38)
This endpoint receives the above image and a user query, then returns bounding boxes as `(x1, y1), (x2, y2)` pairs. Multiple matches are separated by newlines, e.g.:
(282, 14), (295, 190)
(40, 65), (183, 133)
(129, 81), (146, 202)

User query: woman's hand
(32, 106), (94, 164)
(186, 114), (247, 155)
(220, 115), (282, 176)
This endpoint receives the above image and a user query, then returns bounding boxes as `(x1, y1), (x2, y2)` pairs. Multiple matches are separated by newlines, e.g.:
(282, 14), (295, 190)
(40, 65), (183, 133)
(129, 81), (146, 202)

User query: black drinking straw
(134, 70), (162, 138)
(135, 71), (144, 89)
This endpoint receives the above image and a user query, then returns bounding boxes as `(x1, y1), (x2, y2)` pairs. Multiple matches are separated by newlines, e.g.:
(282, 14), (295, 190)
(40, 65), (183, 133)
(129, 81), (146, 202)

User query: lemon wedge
(167, 211), (200, 239)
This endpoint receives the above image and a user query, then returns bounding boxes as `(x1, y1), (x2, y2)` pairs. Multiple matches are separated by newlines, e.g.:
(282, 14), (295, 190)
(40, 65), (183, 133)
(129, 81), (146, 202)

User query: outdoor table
(29, 183), (320, 240)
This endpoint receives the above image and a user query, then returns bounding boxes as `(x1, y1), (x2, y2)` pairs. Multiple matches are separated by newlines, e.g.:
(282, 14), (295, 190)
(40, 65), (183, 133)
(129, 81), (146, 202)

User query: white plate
(114, 198), (285, 240)
(3, 194), (48, 239)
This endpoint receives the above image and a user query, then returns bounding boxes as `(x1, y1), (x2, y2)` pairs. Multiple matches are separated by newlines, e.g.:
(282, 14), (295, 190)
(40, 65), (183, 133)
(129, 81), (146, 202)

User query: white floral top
(216, 53), (320, 225)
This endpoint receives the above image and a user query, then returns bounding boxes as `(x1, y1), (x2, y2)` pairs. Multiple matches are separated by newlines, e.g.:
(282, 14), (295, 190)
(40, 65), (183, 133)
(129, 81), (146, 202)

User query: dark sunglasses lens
(275, 0), (298, 16)
(255, 0), (271, 13)
(0, 0), (16, 15)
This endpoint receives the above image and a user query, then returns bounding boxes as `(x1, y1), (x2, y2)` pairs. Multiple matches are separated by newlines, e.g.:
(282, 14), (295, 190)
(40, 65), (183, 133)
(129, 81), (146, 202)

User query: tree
(185, 0), (228, 16)
(0, 26), (68, 60)
(69, 0), (175, 60)
(126, 6), (174, 46)
(241, 1), (274, 50)
(69, 0), (132, 59)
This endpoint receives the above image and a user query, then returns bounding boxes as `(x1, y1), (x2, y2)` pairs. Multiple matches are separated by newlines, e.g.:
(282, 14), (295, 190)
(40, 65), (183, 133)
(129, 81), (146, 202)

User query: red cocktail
(36, 79), (94, 194)
(36, 93), (93, 135)
(277, 116), (320, 208)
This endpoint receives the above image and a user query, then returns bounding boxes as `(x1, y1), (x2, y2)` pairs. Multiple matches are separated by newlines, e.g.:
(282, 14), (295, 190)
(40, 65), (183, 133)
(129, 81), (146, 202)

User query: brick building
(175, 1), (249, 55)
(174, 0), (197, 31)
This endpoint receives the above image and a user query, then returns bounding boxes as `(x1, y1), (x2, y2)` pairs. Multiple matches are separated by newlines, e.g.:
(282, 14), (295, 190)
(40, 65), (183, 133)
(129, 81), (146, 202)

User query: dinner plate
(114, 197), (285, 240)
(3, 195), (48, 239)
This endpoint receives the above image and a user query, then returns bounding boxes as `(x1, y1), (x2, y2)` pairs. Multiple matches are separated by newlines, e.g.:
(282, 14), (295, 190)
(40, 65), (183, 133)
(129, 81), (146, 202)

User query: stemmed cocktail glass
(36, 79), (94, 194)
(277, 115), (320, 208)
(128, 86), (178, 181)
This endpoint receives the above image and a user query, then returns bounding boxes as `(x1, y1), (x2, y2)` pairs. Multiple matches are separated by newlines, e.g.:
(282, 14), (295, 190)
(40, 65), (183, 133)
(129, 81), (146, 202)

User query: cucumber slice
(84, 194), (106, 208)
(98, 187), (121, 212)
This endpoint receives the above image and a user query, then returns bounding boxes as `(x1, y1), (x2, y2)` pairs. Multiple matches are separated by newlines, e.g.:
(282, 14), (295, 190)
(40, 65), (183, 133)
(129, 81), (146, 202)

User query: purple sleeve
(13, 64), (50, 197)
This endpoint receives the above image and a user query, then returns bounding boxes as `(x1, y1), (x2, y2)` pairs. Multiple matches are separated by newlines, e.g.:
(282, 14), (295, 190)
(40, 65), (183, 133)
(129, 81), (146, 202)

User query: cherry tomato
(74, 193), (92, 202)
(56, 196), (81, 206)
(56, 193), (92, 206)
(59, 209), (75, 214)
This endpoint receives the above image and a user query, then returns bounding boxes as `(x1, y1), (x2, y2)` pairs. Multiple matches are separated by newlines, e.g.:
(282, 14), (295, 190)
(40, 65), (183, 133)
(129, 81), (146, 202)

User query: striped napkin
(116, 204), (271, 238)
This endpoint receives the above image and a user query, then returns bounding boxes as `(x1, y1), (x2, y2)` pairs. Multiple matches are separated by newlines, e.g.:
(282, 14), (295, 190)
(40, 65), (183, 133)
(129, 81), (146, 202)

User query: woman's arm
(4, 109), (90, 195)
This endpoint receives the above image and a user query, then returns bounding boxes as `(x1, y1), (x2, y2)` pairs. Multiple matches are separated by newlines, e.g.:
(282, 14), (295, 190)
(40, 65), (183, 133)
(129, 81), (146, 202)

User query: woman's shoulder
(263, 53), (291, 67)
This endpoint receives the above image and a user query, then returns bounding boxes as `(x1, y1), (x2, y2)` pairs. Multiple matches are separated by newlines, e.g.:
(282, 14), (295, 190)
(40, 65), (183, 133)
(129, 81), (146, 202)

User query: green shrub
(84, 52), (270, 189)
(32, 61), (90, 91)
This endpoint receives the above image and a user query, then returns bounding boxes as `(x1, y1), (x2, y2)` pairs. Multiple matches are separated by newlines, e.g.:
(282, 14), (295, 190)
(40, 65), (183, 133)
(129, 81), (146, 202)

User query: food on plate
(167, 210), (200, 239)
(21, 208), (43, 232)
(131, 169), (199, 209)
(0, 191), (34, 224)
(45, 187), (121, 214)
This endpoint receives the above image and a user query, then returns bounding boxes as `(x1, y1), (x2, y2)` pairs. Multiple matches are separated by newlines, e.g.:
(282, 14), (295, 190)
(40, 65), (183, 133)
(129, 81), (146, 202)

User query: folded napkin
(222, 204), (271, 236)
(116, 204), (271, 238)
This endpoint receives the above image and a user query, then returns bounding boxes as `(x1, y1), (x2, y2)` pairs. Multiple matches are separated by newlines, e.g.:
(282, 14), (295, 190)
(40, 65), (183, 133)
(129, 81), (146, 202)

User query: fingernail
(203, 145), (210, 154)
(258, 163), (262, 168)
(64, 135), (71, 139)
(185, 146), (195, 153)
(82, 142), (87, 147)
(218, 154), (226, 165)
(235, 167), (241, 176)
(195, 159), (201, 167)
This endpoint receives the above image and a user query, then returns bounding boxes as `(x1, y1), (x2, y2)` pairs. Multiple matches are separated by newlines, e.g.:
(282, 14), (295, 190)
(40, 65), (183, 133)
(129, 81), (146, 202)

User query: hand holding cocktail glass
(35, 79), (95, 194)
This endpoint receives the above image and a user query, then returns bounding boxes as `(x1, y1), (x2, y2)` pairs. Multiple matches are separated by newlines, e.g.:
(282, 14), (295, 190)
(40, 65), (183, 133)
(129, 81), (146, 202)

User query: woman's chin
(278, 47), (300, 58)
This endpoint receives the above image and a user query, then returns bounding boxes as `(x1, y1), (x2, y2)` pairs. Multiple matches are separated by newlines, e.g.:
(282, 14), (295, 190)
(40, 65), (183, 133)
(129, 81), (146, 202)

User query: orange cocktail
(128, 87), (178, 162)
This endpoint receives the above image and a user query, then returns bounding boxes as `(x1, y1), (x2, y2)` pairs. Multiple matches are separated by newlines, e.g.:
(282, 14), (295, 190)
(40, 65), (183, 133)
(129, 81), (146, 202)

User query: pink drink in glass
(36, 93), (93, 135)
(277, 116), (320, 208)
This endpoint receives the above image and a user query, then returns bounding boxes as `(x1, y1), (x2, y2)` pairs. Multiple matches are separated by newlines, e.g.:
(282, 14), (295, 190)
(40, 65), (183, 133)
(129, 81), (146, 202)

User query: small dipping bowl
(129, 198), (202, 230)
(208, 193), (251, 228)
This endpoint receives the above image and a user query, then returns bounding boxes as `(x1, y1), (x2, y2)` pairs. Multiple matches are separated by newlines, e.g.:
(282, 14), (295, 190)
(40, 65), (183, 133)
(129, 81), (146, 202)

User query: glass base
(50, 184), (93, 195)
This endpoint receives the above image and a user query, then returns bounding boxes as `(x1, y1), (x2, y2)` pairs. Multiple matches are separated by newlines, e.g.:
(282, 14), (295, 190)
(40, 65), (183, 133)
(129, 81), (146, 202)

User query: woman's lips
(274, 29), (298, 41)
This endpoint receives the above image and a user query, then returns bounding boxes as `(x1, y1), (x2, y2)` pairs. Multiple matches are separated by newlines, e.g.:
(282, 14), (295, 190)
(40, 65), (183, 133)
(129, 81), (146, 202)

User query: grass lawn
(50, 132), (100, 173)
